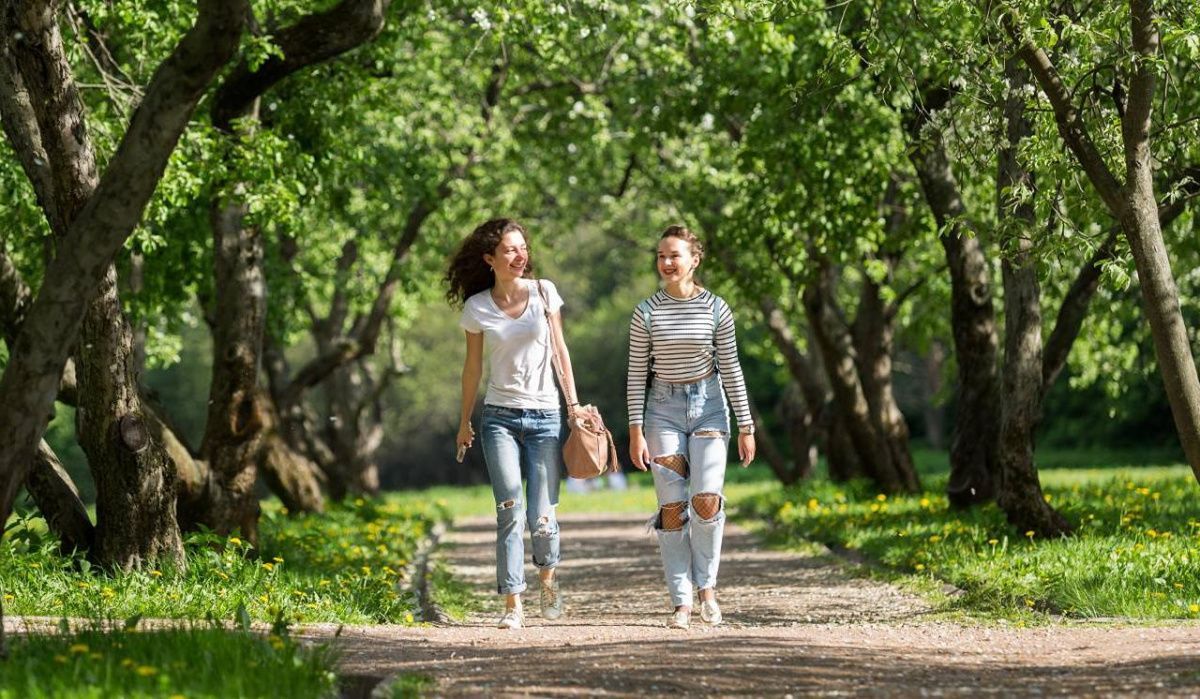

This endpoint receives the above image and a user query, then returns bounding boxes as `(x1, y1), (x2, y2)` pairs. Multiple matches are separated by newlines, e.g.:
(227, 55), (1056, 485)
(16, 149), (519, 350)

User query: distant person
(447, 218), (585, 629)
(626, 224), (756, 629)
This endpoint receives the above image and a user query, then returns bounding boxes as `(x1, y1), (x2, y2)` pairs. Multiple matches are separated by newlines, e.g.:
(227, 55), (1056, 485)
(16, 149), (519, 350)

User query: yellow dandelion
(262, 562), (275, 572)
(988, 539), (999, 546)
(69, 644), (89, 654)
(928, 535), (942, 543)
(1025, 531), (1035, 539)
(53, 655), (67, 664)
(229, 537), (242, 546)
(876, 494), (887, 502)
(405, 612), (415, 624)
(919, 498), (931, 508)
(121, 658), (136, 668)
(1147, 529), (1159, 538)
(914, 563), (925, 571)
(1189, 604), (1199, 613)
(148, 570), (163, 578)
(135, 665), (157, 677)
(273, 556), (283, 563)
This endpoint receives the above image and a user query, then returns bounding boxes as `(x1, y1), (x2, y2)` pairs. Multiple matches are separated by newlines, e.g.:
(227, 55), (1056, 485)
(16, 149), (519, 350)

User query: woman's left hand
(737, 433), (756, 468)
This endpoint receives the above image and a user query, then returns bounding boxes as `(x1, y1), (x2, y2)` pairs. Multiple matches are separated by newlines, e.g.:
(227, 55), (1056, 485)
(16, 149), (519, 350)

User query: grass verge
(0, 622), (336, 698)
(743, 465), (1200, 620)
(1, 497), (448, 624)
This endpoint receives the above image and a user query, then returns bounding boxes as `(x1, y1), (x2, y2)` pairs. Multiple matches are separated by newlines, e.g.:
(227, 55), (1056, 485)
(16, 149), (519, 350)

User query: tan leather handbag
(537, 281), (621, 479)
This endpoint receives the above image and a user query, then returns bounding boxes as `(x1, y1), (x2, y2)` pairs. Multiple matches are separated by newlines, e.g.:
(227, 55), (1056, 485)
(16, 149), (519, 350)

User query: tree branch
(1008, 19), (1125, 213)
(212, 0), (392, 130)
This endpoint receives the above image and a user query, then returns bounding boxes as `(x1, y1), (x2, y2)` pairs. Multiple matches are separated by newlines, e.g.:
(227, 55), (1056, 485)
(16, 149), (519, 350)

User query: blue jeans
(645, 374), (730, 608)
(480, 404), (563, 595)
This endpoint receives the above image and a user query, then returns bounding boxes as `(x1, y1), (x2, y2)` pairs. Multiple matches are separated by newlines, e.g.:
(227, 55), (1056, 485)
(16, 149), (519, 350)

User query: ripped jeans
(480, 404), (563, 595)
(645, 374), (730, 608)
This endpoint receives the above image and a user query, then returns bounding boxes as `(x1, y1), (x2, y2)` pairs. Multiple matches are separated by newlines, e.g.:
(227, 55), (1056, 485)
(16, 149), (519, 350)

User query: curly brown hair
(444, 218), (533, 306)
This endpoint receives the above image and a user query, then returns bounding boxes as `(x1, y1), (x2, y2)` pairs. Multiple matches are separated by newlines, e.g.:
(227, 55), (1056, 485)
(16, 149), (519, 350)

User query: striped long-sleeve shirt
(626, 289), (752, 429)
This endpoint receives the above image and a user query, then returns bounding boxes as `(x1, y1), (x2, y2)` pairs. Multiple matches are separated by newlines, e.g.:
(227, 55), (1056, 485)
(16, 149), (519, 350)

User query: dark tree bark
(26, 441), (94, 556)
(188, 202), (271, 541)
(854, 257), (921, 492)
(0, 1), (245, 578)
(804, 263), (908, 493)
(749, 397), (797, 484)
(758, 298), (824, 483)
(909, 107), (1000, 507)
(994, 58), (1070, 537)
(77, 268), (185, 567)
(1011, 2), (1200, 483)
(196, 0), (397, 522)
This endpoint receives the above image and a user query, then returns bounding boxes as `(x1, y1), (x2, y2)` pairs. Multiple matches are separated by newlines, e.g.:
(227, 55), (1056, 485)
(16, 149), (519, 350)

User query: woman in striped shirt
(627, 225), (756, 629)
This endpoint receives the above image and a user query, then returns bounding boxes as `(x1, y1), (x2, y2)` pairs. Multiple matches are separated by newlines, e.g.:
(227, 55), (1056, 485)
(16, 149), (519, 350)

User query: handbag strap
(536, 280), (577, 416)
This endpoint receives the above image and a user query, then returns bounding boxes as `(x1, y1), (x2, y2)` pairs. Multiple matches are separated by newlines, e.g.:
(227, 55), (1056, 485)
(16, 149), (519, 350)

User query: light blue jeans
(480, 404), (563, 595)
(645, 374), (730, 608)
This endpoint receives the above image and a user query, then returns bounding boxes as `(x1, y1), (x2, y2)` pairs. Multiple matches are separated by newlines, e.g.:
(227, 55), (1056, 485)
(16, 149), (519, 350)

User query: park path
(319, 513), (1200, 697)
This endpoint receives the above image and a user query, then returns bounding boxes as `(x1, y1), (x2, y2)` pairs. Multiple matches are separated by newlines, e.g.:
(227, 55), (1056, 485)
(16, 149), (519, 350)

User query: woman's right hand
(628, 427), (650, 471)
(456, 421), (475, 450)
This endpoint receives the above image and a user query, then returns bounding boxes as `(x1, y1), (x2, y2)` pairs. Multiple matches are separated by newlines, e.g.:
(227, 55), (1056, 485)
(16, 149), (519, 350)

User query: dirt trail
(319, 513), (1200, 697)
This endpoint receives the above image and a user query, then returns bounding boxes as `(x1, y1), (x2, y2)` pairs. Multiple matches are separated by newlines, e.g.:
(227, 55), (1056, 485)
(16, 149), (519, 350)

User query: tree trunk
(749, 398), (798, 485)
(1013, 2), (1200, 482)
(779, 385), (818, 481)
(854, 261), (921, 492)
(189, 201), (267, 541)
(26, 441), (94, 556)
(994, 59), (1070, 536)
(825, 410), (862, 482)
(76, 267), (184, 569)
(255, 387), (325, 514)
(758, 298), (827, 481)
(803, 265), (906, 493)
(910, 129), (999, 507)
(323, 359), (385, 499)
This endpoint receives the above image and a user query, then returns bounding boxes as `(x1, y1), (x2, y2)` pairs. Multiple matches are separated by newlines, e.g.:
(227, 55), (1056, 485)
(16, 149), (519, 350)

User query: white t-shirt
(460, 278), (565, 410)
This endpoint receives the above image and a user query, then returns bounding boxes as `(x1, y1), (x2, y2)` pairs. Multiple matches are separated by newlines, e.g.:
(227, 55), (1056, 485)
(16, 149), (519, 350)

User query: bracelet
(739, 426), (755, 435)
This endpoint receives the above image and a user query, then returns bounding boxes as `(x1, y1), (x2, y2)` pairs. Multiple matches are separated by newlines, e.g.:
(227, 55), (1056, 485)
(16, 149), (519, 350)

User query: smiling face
(657, 235), (699, 284)
(483, 231), (529, 281)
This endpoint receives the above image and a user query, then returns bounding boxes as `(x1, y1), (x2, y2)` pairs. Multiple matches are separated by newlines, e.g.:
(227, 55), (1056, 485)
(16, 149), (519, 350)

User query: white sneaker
(540, 578), (564, 620)
(699, 599), (722, 626)
(668, 609), (690, 629)
(497, 607), (524, 629)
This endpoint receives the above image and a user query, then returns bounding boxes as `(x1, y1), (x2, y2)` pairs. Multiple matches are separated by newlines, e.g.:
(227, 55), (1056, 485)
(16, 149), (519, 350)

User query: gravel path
(321, 513), (1200, 697)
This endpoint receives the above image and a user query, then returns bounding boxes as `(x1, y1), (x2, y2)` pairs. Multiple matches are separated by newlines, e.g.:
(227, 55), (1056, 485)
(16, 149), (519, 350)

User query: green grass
(744, 464), (1200, 620)
(376, 673), (436, 698)
(1, 497), (447, 624)
(389, 463), (780, 518)
(0, 623), (337, 698)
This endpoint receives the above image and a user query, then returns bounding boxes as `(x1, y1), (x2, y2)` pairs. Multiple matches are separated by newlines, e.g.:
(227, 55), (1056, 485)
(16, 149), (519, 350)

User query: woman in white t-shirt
(446, 218), (583, 629)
